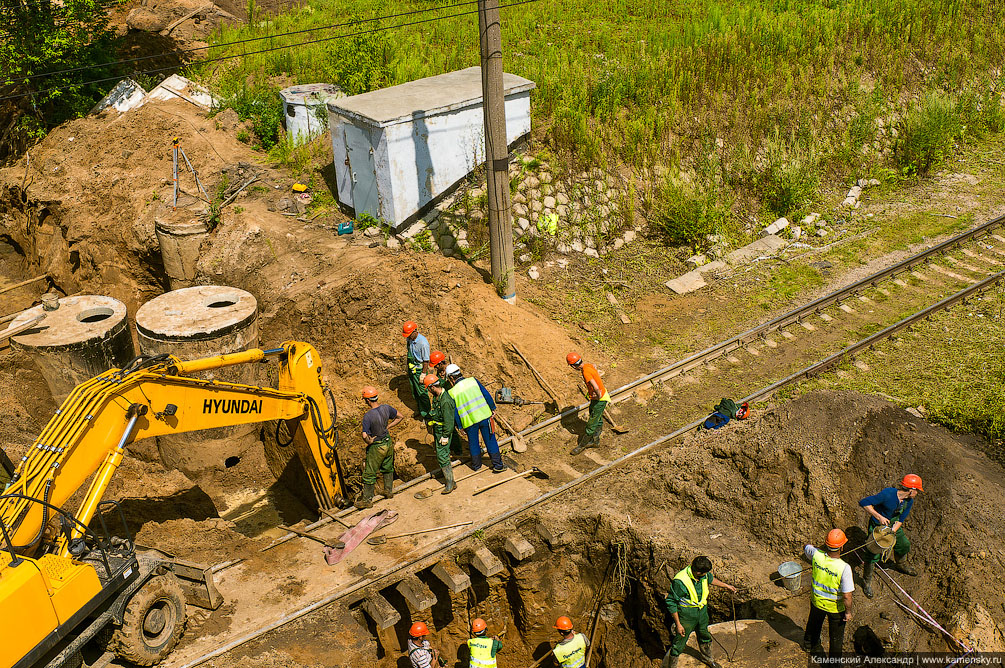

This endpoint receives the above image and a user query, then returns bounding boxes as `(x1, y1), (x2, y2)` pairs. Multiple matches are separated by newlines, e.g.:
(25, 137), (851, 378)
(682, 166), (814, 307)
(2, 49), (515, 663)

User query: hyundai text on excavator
(0, 342), (351, 668)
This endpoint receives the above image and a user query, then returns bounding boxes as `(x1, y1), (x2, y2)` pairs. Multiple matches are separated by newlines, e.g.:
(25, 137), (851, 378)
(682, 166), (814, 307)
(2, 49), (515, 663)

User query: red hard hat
(825, 528), (848, 549)
(422, 374), (438, 388)
(471, 618), (487, 634)
(901, 474), (924, 492)
(409, 621), (429, 637)
(566, 352), (582, 366)
(361, 386), (379, 400)
(430, 350), (446, 366)
(554, 615), (574, 631)
(403, 321), (417, 337)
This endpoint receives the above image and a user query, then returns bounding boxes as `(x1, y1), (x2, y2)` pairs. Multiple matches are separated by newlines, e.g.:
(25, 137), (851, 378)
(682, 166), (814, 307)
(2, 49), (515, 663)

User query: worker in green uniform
(403, 320), (432, 419)
(357, 385), (403, 509)
(467, 618), (502, 668)
(663, 556), (737, 668)
(423, 374), (460, 495)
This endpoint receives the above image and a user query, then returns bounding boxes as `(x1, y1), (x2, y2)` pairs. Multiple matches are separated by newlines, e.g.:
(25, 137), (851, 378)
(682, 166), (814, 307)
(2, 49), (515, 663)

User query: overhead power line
(0, 0), (539, 103)
(4, 0), (482, 86)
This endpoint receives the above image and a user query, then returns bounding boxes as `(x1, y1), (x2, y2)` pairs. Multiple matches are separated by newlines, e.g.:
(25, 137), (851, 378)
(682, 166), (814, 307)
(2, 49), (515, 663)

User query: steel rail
(497, 212), (1005, 447)
(177, 262), (1005, 668)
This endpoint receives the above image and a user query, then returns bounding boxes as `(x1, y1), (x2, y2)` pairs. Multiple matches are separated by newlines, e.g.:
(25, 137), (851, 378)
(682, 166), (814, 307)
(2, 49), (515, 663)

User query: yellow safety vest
(449, 377), (492, 429)
(673, 566), (709, 609)
(467, 637), (497, 668)
(553, 632), (588, 668)
(810, 551), (847, 613)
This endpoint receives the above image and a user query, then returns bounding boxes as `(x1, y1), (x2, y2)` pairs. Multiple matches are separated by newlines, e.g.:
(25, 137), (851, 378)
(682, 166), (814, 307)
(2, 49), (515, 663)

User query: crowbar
(473, 467), (549, 496)
(366, 521), (473, 545)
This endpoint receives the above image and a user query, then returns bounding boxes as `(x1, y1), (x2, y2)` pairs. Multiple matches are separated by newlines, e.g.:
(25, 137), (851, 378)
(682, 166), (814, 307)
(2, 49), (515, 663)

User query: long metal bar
(179, 232), (1005, 667)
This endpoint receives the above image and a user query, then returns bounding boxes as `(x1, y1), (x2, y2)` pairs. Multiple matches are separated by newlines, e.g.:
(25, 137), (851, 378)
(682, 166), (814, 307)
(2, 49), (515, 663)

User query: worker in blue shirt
(403, 320), (432, 419)
(858, 473), (924, 597)
(444, 363), (506, 472)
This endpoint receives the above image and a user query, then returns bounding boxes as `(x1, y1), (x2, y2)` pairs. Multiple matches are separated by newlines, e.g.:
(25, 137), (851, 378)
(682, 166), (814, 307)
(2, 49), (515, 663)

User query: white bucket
(778, 561), (802, 591)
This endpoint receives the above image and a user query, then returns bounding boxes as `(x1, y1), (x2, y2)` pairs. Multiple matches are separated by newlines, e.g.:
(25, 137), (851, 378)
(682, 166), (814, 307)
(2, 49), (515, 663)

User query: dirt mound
(136, 517), (263, 564)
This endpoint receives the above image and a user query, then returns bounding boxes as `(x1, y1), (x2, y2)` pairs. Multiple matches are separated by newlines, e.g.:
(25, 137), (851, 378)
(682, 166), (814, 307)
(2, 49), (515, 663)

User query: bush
(215, 82), (285, 151)
(894, 92), (963, 176)
(651, 175), (733, 247)
(757, 157), (819, 218)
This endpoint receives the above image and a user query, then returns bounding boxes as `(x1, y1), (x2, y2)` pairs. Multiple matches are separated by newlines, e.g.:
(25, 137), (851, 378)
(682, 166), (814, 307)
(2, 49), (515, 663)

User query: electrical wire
(0, 0), (538, 103)
(4, 0), (483, 86)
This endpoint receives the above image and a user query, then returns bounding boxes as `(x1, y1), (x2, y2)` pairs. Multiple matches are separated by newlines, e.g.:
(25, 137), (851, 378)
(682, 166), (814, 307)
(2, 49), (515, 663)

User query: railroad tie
(470, 546), (504, 577)
(962, 248), (1001, 265)
(819, 313), (833, 322)
(929, 264), (968, 282)
(362, 593), (401, 630)
(431, 560), (471, 594)
(396, 575), (437, 612)
(504, 535), (536, 562)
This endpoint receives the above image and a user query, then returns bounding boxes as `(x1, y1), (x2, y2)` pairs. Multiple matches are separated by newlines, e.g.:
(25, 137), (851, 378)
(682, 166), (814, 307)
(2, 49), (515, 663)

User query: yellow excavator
(0, 342), (350, 668)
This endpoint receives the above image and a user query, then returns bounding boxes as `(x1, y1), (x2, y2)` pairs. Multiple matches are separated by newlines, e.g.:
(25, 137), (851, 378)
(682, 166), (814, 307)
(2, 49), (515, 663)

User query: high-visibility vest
(467, 637), (497, 668)
(810, 551), (847, 613)
(673, 566), (709, 609)
(553, 633), (588, 668)
(449, 377), (492, 429)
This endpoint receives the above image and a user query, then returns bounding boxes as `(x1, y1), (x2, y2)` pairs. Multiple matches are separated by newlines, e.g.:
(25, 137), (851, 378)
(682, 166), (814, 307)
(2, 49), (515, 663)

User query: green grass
(798, 284), (1005, 461)
(193, 0), (1005, 243)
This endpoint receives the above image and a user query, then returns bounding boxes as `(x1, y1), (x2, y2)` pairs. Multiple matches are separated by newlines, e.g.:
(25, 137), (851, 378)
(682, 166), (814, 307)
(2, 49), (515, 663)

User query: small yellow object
(292, 183), (308, 192)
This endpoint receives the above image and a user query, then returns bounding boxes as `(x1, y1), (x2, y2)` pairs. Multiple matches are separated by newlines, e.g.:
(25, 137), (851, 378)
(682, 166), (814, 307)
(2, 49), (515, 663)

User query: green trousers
(669, 607), (711, 657)
(585, 398), (608, 439)
(362, 437), (394, 484)
(407, 361), (432, 418)
(866, 521), (911, 562)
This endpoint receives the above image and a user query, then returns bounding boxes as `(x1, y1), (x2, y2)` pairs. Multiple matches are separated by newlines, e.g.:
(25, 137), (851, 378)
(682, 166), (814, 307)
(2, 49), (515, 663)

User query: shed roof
(326, 66), (535, 128)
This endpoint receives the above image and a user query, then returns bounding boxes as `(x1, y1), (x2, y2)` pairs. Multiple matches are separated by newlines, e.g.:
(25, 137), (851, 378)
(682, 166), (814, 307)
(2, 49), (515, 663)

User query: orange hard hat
(409, 621), (429, 637)
(403, 321), (417, 337)
(825, 529), (848, 550)
(361, 386), (379, 400)
(901, 474), (924, 492)
(430, 350), (446, 366)
(422, 374), (438, 388)
(566, 352), (582, 366)
(554, 616), (574, 631)
(471, 618), (487, 634)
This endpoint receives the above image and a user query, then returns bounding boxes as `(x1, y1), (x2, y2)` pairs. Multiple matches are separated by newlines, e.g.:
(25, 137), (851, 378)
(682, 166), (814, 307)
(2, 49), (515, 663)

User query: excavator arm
(1, 341), (349, 558)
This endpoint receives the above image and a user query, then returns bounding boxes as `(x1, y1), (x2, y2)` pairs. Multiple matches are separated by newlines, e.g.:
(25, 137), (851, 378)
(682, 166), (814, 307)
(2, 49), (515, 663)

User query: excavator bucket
(168, 559), (222, 610)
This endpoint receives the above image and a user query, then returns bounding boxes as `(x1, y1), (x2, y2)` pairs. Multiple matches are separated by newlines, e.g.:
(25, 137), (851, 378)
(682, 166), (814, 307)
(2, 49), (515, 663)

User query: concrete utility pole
(478, 0), (515, 303)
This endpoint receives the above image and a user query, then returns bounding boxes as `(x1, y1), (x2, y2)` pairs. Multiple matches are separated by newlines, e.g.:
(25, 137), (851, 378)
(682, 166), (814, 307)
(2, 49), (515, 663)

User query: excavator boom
(1, 341), (349, 556)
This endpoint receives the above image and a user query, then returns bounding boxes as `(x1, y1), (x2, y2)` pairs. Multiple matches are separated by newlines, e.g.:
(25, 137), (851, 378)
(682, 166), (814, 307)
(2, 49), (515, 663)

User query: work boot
(382, 473), (394, 499)
(861, 561), (875, 598)
(441, 466), (456, 495)
(698, 642), (722, 668)
(661, 650), (679, 668)
(355, 483), (375, 509)
(893, 554), (917, 576)
(570, 433), (597, 456)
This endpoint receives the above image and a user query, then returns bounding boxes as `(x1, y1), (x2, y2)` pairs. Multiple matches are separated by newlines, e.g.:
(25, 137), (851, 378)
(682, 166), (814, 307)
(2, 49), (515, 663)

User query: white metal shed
(327, 67), (535, 229)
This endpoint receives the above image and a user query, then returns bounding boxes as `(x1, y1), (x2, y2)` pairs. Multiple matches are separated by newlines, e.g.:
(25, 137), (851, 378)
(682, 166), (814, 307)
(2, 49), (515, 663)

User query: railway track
(174, 212), (1005, 667)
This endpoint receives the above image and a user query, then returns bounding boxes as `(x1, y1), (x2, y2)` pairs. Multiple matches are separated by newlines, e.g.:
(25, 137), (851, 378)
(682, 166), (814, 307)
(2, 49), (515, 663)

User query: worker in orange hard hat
(566, 352), (611, 455)
(403, 321), (432, 420)
(423, 373), (460, 494)
(429, 350), (448, 382)
(356, 386), (403, 508)
(663, 556), (738, 668)
(858, 473), (924, 596)
(406, 621), (444, 668)
(467, 618), (502, 667)
(552, 616), (589, 667)
(802, 529), (854, 658)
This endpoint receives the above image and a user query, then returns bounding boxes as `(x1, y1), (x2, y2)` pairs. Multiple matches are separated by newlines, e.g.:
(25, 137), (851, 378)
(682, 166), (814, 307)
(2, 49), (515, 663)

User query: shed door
(344, 125), (379, 219)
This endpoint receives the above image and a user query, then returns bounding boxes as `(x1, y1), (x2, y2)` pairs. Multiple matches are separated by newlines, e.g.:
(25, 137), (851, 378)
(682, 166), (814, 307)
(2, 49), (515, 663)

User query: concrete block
(536, 524), (567, 548)
(665, 270), (706, 295)
(396, 574), (437, 612)
(431, 560), (471, 594)
(763, 217), (789, 236)
(696, 260), (726, 274)
(504, 535), (536, 562)
(726, 235), (786, 264)
(470, 546), (504, 577)
(363, 593), (401, 630)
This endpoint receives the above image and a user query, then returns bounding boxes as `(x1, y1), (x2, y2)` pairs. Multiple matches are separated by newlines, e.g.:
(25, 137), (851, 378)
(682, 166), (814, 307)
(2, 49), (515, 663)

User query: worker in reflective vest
(467, 618), (502, 668)
(445, 364), (506, 472)
(552, 616), (589, 667)
(802, 529), (854, 657)
(403, 320), (432, 419)
(662, 556), (737, 668)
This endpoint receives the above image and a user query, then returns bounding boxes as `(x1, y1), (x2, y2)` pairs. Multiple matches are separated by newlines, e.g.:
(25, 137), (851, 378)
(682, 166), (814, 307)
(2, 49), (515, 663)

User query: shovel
(279, 524), (345, 550)
(493, 414), (527, 453)
(413, 462), (494, 500)
(366, 521), (473, 545)
(473, 466), (549, 496)
(581, 389), (630, 434)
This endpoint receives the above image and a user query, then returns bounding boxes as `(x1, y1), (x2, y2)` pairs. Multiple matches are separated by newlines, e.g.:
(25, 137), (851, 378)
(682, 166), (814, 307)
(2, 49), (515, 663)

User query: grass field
(198, 0), (1005, 240)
